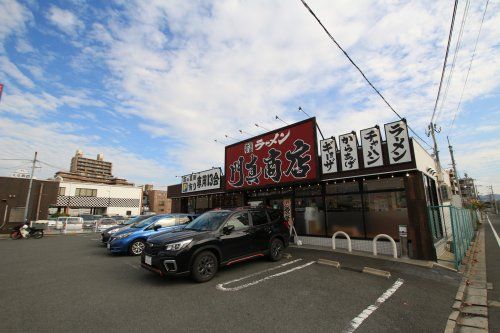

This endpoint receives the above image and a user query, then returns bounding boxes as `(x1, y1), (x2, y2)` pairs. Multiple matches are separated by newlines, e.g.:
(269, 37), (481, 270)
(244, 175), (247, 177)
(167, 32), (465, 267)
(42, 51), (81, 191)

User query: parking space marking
(217, 259), (302, 287)
(126, 263), (140, 270)
(217, 259), (315, 292)
(343, 278), (404, 333)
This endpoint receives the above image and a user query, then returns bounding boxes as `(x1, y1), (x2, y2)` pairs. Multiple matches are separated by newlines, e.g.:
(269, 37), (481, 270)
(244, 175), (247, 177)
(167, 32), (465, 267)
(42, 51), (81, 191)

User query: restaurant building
(168, 118), (448, 261)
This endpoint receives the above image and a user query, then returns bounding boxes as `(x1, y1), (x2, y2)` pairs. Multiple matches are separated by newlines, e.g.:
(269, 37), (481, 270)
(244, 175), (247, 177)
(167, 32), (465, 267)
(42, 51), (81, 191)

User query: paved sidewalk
(445, 224), (489, 332)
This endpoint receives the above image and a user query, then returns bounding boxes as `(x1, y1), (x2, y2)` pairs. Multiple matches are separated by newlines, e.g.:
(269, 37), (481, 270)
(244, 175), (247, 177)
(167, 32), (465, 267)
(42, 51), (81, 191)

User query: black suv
(141, 207), (290, 282)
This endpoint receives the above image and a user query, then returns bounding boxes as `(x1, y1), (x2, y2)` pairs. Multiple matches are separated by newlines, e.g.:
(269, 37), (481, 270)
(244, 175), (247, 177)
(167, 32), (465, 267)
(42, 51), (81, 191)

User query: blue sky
(0, 0), (499, 194)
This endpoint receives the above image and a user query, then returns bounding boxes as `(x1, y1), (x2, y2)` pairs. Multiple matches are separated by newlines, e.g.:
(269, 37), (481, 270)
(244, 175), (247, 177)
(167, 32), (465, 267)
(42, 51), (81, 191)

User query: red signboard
(225, 118), (318, 190)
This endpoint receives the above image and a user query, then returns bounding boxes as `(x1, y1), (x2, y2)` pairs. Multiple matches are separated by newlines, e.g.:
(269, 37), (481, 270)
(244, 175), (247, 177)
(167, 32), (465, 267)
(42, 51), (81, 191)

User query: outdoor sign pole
(23, 151), (37, 224)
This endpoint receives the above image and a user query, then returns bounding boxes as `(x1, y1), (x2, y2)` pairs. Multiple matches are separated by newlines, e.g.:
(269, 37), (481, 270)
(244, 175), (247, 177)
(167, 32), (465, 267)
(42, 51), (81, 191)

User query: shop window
(363, 177), (405, 192)
(196, 196), (209, 210)
(251, 210), (268, 226)
(294, 197), (325, 236)
(364, 191), (408, 239)
(325, 182), (359, 194)
(295, 186), (322, 196)
(325, 195), (364, 238)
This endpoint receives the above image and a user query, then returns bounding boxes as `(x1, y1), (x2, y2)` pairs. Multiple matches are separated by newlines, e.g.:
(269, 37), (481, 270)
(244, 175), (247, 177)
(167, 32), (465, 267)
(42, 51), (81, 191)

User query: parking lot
(0, 235), (460, 332)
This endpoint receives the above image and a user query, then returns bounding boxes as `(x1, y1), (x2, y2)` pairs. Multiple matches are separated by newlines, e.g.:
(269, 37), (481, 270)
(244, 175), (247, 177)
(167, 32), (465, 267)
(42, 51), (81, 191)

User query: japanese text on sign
(384, 120), (411, 164)
(339, 132), (359, 171)
(225, 119), (318, 190)
(360, 127), (383, 168)
(320, 138), (338, 174)
(181, 168), (222, 193)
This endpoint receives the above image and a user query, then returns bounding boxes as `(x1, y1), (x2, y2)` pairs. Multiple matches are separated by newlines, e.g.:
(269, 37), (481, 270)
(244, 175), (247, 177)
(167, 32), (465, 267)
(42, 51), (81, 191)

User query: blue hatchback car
(107, 214), (198, 255)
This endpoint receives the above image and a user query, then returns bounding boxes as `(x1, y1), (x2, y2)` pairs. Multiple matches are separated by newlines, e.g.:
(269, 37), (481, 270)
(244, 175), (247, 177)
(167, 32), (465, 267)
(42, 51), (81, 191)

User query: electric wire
(435, 0), (470, 123)
(299, 0), (433, 149)
(448, 0), (490, 136)
(430, 0), (459, 124)
(37, 160), (69, 171)
(0, 163), (31, 170)
(0, 158), (32, 161)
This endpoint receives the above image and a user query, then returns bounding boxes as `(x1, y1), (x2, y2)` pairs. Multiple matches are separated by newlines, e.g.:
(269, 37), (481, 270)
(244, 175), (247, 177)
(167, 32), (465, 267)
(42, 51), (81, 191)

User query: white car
(96, 218), (118, 232)
(56, 217), (84, 233)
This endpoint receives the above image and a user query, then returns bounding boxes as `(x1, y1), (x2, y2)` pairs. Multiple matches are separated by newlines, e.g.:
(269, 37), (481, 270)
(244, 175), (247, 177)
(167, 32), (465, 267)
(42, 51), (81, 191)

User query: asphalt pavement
(0, 234), (461, 332)
(485, 213), (500, 332)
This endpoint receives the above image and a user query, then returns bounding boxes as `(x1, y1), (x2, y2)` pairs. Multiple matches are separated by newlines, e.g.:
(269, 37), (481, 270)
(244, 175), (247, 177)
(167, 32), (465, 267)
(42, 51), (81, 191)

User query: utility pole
(23, 151), (38, 223)
(427, 123), (443, 204)
(489, 185), (498, 214)
(447, 136), (461, 197)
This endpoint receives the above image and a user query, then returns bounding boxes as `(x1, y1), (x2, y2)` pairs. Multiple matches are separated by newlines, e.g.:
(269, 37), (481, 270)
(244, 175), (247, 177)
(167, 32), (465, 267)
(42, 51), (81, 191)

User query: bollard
(332, 231), (352, 252)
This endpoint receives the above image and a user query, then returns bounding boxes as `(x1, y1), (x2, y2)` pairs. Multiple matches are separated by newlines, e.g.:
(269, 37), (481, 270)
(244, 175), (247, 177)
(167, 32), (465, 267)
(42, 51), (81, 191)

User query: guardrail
(331, 231), (352, 252)
(373, 234), (398, 258)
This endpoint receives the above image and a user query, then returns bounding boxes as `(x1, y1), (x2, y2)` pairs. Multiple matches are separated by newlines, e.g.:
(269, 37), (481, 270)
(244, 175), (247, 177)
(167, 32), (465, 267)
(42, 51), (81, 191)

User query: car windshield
(100, 219), (117, 225)
(184, 211), (232, 231)
(130, 215), (167, 228)
(123, 216), (144, 226)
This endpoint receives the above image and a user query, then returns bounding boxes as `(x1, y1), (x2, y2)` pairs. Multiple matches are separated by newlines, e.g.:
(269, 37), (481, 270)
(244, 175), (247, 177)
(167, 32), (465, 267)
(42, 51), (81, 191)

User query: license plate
(145, 255), (152, 266)
(107, 243), (110, 250)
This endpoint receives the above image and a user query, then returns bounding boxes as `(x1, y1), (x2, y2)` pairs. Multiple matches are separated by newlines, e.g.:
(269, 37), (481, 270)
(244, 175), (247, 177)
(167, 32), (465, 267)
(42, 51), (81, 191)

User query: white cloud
(15, 38), (35, 53)
(0, 0), (32, 44)
(0, 87), (106, 118)
(46, 6), (84, 36)
(0, 117), (171, 185)
(1, 0), (499, 190)
(0, 55), (35, 88)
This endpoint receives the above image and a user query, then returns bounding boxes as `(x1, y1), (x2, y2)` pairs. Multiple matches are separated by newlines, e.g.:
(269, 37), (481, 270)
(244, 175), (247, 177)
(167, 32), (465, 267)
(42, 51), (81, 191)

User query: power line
(0, 158), (32, 161)
(430, 0), (459, 124)
(435, 0), (470, 123)
(448, 0), (490, 136)
(0, 163), (32, 170)
(299, 0), (433, 149)
(37, 160), (68, 171)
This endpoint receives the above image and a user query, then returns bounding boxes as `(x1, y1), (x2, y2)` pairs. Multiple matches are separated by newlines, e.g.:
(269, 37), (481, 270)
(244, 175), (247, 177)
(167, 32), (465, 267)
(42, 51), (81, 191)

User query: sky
(0, 0), (499, 195)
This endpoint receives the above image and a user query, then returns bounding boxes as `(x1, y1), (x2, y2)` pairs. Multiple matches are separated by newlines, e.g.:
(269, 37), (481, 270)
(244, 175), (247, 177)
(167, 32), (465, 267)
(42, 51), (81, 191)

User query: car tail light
(282, 219), (290, 230)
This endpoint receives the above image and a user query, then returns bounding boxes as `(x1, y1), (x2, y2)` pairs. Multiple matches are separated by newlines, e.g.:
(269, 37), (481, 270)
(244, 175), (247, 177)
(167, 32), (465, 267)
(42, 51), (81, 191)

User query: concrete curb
(316, 259), (340, 268)
(291, 244), (435, 268)
(444, 225), (489, 333)
(362, 266), (391, 278)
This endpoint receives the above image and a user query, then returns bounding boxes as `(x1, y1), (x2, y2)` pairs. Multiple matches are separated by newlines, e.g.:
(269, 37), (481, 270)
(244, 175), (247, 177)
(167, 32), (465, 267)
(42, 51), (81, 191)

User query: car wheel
(129, 240), (145, 256)
(192, 251), (218, 283)
(269, 238), (284, 262)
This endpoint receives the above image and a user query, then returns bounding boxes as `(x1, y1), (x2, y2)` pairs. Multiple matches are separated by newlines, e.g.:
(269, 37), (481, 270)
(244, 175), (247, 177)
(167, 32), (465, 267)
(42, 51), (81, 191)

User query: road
(0, 234), (460, 332)
(485, 213), (500, 332)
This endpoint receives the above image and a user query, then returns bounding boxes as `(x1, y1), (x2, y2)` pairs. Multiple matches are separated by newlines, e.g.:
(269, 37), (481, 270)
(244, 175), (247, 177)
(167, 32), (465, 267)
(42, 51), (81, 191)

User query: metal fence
(428, 205), (478, 269)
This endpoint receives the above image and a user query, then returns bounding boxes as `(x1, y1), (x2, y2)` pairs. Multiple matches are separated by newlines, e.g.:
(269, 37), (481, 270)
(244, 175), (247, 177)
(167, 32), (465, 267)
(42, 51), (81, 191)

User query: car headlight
(165, 239), (192, 251)
(116, 232), (133, 239)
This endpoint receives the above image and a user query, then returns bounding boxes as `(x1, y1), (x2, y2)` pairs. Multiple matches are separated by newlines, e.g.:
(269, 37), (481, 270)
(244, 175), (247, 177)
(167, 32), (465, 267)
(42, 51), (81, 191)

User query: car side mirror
(153, 224), (161, 231)
(222, 225), (235, 235)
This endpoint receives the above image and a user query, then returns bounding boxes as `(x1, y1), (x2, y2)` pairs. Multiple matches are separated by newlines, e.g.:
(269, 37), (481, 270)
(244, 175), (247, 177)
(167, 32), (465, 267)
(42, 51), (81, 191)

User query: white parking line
(343, 278), (404, 333)
(487, 215), (500, 248)
(126, 263), (139, 270)
(217, 259), (315, 292)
